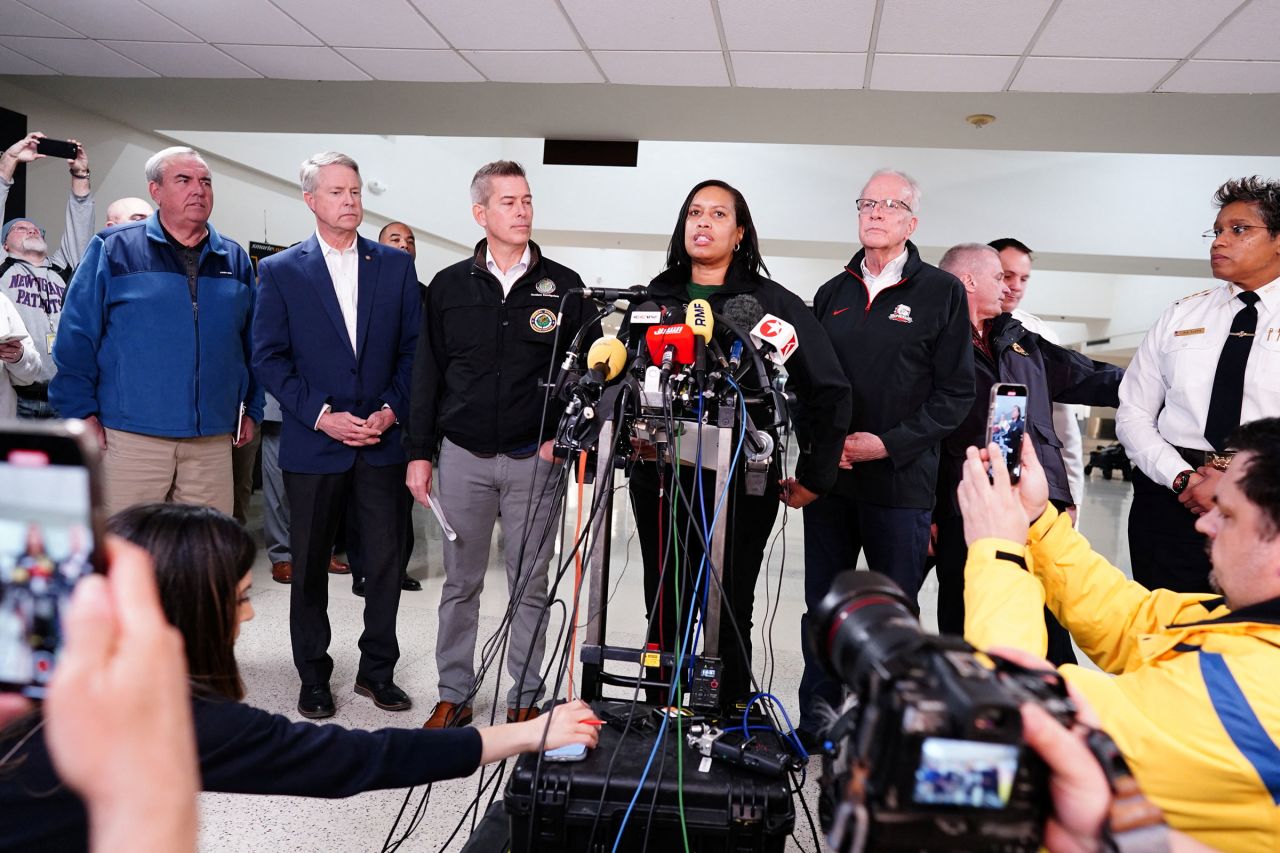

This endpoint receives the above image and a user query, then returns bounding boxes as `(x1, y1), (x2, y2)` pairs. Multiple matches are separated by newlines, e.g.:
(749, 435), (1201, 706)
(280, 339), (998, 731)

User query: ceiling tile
(560, 0), (720, 51)
(0, 1), (80, 38)
(102, 41), (261, 78)
(870, 53), (1017, 92)
(0, 42), (56, 74)
(0, 36), (158, 76)
(1198, 2), (1280, 61)
(336, 47), (483, 82)
(717, 0), (875, 52)
(594, 51), (728, 86)
(216, 44), (371, 80)
(1013, 57), (1175, 93)
(138, 0), (320, 45)
(409, 0), (580, 50)
(460, 50), (602, 83)
(1160, 59), (1280, 93)
(1033, 0), (1238, 60)
(33, 0), (198, 42)
(268, 0), (447, 49)
(876, 0), (1052, 55)
(732, 51), (864, 89)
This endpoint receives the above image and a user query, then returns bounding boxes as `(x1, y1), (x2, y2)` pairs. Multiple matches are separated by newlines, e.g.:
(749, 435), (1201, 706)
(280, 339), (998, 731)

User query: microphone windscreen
(685, 299), (714, 343)
(644, 324), (697, 367)
(586, 336), (629, 381)
(723, 294), (765, 332)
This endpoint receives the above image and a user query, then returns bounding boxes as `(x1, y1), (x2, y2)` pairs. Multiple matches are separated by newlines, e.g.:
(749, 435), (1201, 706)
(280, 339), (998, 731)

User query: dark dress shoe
(355, 677), (412, 711)
(351, 578), (365, 597)
(271, 560), (292, 584)
(298, 684), (335, 719)
(401, 576), (422, 592)
(328, 556), (351, 575)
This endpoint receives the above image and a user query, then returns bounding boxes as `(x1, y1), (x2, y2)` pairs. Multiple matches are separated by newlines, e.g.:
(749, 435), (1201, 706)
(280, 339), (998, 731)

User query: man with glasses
(1117, 176), (1280, 593)
(798, 169), (974, 748)
(0, 132), (95, 419)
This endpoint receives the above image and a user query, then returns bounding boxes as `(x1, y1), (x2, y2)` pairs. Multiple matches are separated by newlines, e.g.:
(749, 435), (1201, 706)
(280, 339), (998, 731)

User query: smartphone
(986, 383), (1029, 484)
(0, 421), (105, 699)
(543, 742), (589, 762)
(35, 138), (79, 160)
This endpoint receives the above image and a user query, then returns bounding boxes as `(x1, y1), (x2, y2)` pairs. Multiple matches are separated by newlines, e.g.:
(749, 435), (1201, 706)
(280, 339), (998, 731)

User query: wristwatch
(1171, 469), (1194, 495)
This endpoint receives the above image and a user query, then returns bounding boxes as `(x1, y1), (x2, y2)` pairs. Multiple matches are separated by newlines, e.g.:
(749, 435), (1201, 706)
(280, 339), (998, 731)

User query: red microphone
(644, 324), (696, 369)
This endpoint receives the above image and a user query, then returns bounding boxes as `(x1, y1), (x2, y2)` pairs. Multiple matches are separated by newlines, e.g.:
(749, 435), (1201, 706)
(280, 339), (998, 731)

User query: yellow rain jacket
(965, 506), (1280, 853)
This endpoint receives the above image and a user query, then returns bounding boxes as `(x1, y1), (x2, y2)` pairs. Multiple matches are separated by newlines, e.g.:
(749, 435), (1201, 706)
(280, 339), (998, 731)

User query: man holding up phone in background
(0, 132), (95, 419)
(932, 243), (1122, 662)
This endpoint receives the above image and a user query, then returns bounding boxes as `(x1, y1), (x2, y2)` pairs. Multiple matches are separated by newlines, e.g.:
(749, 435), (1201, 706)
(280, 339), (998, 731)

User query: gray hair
(863, 168), (923, 213)
(470, 160), (526, 206)
(145, 146), (209, 184)
(300, 152), (361, 194)
(938, 242), (998, 279)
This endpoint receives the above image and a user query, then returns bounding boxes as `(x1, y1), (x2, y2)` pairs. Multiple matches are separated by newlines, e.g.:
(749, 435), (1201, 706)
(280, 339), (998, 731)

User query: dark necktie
(1204, 290), (1262, 451)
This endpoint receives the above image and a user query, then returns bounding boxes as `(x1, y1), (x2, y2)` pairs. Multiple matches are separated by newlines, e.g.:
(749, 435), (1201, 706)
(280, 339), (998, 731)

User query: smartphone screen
(35, 138), (79, 160)
(986, 384), (1029, 483)
(0, 423), (102, 699)
(543, 742), (589, 762)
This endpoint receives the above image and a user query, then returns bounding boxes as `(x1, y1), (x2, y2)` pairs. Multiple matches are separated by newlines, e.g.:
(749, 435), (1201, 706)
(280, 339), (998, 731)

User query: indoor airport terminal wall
(2, 2), (1280, 852)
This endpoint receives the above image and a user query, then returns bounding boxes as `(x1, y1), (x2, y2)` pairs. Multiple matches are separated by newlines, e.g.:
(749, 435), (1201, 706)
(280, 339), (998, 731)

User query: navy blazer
(252, 234), (420, 474)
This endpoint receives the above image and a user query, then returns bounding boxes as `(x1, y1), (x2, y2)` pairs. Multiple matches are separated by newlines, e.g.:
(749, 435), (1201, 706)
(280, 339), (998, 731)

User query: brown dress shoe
(271, 561), (292, 584)
(507, 706), (541, 723)
(423, 701), (473, 729)
(328, 556), (351, 575)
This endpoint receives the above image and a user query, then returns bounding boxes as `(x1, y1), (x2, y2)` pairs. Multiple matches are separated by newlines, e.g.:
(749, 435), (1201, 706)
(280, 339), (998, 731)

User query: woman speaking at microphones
(626, 179), (850, 712)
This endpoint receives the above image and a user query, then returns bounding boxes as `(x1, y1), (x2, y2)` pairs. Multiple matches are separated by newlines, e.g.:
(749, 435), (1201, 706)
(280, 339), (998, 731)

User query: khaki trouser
(102, 429), (233, 517)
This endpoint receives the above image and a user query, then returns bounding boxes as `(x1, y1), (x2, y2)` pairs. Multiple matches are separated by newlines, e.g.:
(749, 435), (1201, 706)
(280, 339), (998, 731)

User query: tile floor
(197, 474), (1135, 852)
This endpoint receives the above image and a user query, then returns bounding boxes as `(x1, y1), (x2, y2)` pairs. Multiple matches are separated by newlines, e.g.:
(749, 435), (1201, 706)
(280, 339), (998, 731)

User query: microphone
(583, 336), (628, 384)
(580, 284), (650, 302)
(722, 294), (765, 335)
(644, 324), (696, 372)
(750, 314), (800, 365)
(685, 299), (714, 384)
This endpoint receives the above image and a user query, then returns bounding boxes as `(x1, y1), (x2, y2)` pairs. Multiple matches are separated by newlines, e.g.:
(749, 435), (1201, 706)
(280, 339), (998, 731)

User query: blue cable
(743, 691), (810, 764)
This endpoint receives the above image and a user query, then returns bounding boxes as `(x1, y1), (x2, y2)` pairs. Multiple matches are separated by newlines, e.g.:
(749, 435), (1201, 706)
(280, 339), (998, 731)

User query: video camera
(809, 571), (1076, 852)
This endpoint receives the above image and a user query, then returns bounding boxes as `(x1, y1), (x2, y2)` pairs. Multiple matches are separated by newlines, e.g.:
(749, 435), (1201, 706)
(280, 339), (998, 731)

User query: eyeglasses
(856, 198), (913, 214)
(1203, 224), (1270, 242)
(6, 223), (40, 235)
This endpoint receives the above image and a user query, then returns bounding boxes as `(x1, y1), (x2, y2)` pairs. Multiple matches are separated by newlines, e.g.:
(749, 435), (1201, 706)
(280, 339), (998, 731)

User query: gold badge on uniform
(529, 308), (557, 333)
(1174, 328), (1206, 337)
(1012, 343), (1028, 356)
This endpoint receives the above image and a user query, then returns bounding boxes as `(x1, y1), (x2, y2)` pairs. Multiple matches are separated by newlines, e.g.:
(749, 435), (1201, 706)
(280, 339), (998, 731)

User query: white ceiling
(2, 0), (1279, 94)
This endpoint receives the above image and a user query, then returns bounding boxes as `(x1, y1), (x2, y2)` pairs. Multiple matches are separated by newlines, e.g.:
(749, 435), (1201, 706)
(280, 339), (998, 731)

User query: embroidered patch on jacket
(1012, 342), (1029, 356)
(529, 308), (558, 333)
(888, 304), (913, 324)
(534, 278), (557, 296)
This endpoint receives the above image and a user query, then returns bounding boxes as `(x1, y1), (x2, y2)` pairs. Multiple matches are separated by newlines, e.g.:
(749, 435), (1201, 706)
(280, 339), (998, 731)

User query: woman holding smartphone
(0, 503), (598, 853)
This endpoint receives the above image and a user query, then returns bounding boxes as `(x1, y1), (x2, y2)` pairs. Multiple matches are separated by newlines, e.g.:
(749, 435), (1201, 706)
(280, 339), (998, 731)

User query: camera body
(812, 571), (1075, 852)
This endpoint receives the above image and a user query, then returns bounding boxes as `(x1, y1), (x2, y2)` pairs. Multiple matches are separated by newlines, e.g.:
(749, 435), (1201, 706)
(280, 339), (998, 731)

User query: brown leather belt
(1174, 446), (1235, 471)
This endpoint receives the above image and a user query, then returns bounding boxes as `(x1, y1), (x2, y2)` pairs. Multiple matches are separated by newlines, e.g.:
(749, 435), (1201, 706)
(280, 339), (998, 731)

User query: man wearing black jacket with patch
(933, 243), (1122, 662)
(798, 169), (974, 745)
(405, 161), (596, 730)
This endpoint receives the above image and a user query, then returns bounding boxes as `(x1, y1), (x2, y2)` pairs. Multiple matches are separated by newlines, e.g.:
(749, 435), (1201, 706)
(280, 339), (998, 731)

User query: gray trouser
(260, 424), (290, 564)
(435, 437), (560, 707)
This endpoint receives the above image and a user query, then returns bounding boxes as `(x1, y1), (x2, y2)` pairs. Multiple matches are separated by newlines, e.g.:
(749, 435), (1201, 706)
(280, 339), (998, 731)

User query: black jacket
(936, 312), (1124, 518)
(813, 241), (975, 509)
(405, 240), (597, 458)
(640, 265), (851, 494)
(0, 695), (483, 853)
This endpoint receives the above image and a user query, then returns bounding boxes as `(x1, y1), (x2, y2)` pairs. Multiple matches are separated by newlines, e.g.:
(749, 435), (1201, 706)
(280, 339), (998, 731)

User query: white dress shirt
(860, 247), (909, 304)
(1014, 308), (1086, 507)
(1116, 277), (1280, 487)
(486, 244), (531, 298)
(318, 231), (359, 349)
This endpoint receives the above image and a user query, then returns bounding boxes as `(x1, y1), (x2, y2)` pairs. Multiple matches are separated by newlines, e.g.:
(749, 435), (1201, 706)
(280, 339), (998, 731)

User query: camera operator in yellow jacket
(957, 420), (1280, 853)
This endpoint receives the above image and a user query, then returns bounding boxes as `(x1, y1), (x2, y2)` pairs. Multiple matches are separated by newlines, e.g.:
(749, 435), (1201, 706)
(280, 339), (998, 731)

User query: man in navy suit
(252, 152), (420, 719)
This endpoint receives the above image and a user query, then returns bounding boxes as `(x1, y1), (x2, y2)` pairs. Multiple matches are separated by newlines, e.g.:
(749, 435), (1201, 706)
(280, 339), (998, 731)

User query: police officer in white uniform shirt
(1117, 176), (1280, 593)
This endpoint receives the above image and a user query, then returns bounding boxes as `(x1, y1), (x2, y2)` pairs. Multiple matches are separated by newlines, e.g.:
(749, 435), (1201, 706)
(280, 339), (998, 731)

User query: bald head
(105, 197), (153, 228)
(378, 221), (416, 260)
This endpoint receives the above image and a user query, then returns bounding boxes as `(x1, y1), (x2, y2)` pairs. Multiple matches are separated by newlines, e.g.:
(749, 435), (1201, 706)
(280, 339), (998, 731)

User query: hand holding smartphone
(0, 421), (105, 699)
(34, 137), (80, 161)
(986, 383), (1029, 484)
